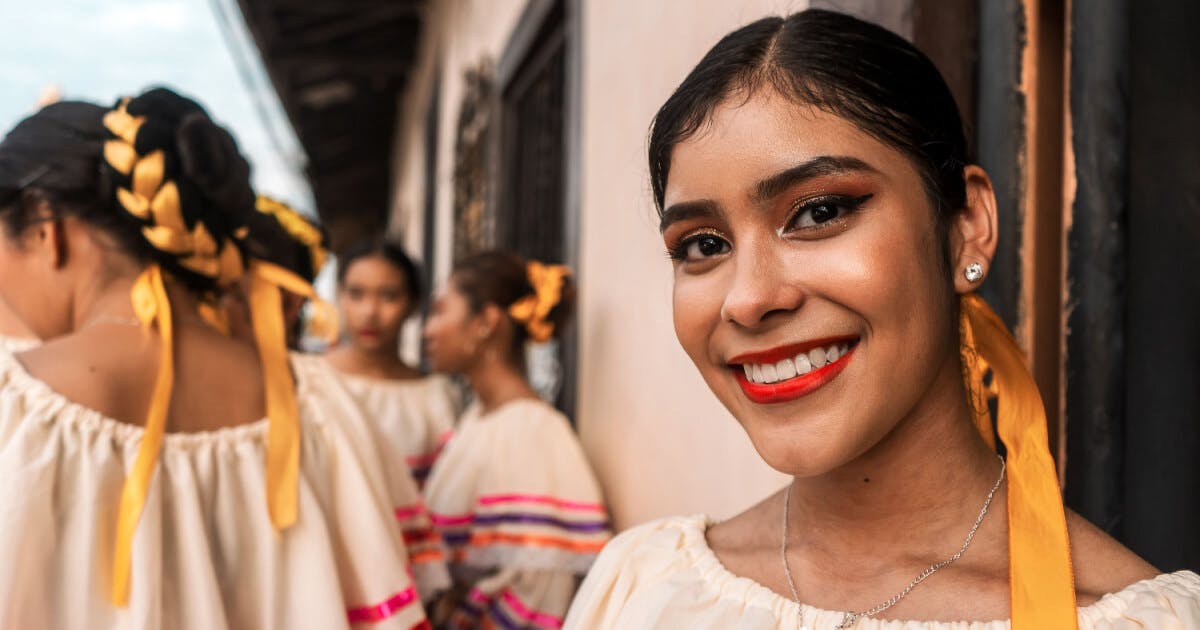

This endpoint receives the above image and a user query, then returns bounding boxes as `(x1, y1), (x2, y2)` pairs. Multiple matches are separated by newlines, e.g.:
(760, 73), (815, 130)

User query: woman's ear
(950, 165), (999, 294)
(22, 194), (69, 270)
(478, 303), (506, 340)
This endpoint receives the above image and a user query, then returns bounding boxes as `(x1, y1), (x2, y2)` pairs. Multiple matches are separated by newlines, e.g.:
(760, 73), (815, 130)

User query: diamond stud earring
(964, 262), (984, 283)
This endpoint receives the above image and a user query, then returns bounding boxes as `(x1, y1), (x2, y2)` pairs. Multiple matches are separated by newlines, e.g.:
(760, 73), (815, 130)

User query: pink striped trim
(405, 450), (441, 468)
(499, 589), (564, 628)
(431, 512), (474, 526)
(347, 586), (419, 623)
(394, 504), (427, 521)
(466, 588), (491, 605)
(476, 494), (605, 512)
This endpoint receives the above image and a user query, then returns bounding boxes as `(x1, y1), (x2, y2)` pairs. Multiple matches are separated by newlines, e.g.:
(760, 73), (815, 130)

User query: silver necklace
(781, 455), (1005, 630)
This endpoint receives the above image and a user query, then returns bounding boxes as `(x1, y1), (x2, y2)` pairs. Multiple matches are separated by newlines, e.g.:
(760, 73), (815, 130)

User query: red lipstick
(729, 338), (857, 405)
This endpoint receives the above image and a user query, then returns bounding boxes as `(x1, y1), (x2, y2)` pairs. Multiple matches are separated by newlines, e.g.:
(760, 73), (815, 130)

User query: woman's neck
(329, 341), (418, 380)
(787, 353), (1006, 567)
(466, 356), (538, 415)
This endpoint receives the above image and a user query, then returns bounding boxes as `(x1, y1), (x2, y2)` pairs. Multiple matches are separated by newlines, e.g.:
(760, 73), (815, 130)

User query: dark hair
(649, 9), (969, 223)
(451, 251), (575, 365)
(0, 87), (255, 293)
(336, 238), (423, 306)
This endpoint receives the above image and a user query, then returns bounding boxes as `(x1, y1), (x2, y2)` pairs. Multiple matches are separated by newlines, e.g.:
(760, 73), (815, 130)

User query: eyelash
(783, 193), (874, 234)
(666, 229), (727, 262)
(664, 193), (874, 262)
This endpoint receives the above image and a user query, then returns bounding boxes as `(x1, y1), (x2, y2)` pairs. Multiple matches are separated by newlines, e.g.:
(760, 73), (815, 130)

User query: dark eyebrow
(752, 155), (878, 203)
(659, 199), (720, 233)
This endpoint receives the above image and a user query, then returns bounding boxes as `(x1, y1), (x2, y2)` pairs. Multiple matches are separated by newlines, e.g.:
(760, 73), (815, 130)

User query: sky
(0, 0), (314, 212)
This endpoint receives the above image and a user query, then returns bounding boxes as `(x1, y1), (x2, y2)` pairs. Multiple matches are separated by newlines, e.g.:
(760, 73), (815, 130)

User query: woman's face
(663, 90), (965, 476)
(338, 255), (412, 353)
(422, 278), (482, 374)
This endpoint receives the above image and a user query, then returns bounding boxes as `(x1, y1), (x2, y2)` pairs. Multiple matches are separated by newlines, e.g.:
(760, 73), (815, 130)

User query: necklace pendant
(834, 612), (858, 629)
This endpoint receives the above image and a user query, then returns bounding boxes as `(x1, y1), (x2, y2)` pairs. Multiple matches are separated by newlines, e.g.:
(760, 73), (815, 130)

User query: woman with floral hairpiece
(0, 88), (431, 629)
(421, 251), (610, 629)
(564, 9), (1199, 630)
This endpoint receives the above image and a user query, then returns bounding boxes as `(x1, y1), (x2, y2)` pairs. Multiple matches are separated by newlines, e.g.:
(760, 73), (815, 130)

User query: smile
(728, 337), (858, 404)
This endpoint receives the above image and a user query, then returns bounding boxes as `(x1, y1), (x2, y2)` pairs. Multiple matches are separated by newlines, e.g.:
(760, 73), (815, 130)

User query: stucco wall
(389, 0), (809, 529)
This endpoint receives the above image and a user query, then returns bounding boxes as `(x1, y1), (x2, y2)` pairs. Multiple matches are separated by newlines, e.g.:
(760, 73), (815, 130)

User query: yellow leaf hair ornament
(507, 261), (570, 343)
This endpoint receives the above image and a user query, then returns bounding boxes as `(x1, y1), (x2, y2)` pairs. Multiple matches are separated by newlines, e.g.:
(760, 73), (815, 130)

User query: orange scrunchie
(960, 293), (1077, 628)
(508, 261), (570, 343)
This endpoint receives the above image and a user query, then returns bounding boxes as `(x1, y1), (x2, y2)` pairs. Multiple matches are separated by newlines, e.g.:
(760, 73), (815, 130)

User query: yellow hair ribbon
(247, 261), (305, 530)
(254, 196), (328, 276)
(507, 261), (570, 343)
(111, 264), (174, 606)
(959, 293), (1077, 628)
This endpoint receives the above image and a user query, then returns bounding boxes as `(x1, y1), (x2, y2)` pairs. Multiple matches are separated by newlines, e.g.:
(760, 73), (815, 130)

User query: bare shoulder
(1066, 509), (1161, 604)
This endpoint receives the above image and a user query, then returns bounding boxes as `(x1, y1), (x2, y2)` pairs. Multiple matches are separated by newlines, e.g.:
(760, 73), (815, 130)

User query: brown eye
(786, 194), (873, 232)
(681, 234), (731, 261)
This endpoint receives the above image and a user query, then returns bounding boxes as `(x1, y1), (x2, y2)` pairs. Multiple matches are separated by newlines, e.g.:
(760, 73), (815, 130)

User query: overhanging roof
(235, 0), (424, 249)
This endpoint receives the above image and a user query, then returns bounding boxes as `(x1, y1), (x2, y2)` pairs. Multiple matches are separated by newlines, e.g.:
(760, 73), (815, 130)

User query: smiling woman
(564, 9), (1200, 630)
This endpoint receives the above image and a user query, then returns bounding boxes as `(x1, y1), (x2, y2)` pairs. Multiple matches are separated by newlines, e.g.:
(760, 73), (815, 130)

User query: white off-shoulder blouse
(565, 514), (1200, 629)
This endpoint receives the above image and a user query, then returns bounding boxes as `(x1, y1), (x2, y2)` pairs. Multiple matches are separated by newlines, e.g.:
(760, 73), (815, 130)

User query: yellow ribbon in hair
(959, 293), (1077, 628)
(508, 262), (570, 343)
(111, 264), (174, 606)
(255, 196), (329, 276)
(246, 261), (303, 530)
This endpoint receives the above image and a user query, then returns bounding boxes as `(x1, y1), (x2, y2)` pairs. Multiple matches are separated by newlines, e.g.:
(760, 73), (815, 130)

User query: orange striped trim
(459, 532), (607, 555)
(409, 549), (446, 564)
(402, 529), (443, 545)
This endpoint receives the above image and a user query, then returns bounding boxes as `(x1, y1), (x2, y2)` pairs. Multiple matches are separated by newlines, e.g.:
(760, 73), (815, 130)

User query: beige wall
(390, 0), (809, 529)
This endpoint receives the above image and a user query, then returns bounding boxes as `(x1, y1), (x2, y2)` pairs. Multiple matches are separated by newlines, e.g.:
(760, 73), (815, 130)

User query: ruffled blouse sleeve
(293, 354), (451, 600)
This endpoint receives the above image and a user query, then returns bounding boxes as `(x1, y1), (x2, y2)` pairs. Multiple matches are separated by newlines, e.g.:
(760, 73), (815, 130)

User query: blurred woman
(564, 10), (1199, 629)
(0, 88), (430, 628)
(422, 251), (609, 630)
(325, 239), (460, 488)
(233, 203), (450, 598)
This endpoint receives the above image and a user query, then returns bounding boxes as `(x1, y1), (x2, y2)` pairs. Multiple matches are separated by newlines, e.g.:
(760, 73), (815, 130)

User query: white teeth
(740, 341), (854, 385)
(794, 353), (812, 375)
(761, 363), (778, 383)
(776, 358), (797, 380)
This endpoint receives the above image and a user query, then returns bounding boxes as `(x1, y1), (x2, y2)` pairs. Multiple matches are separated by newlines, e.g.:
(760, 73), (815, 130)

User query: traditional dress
(0, 350), (435, 629)
(425, 398), (610, 629)
(296, 355), (452, 595)
(333, 369), (459, 487)
(565, 514), (1200, 629)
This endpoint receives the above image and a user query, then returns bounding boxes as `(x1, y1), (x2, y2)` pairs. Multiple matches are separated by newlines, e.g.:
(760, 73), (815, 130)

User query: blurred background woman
(325, 239), (460, 488)
(422, 251), (608, 630)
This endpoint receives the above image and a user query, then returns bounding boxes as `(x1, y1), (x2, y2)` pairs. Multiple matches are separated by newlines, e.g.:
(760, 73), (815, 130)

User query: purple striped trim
(472, 513), (608, 532)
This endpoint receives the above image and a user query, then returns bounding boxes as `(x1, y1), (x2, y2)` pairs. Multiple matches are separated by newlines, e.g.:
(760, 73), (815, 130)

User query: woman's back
(19, 312), (265, 433)
(0, 349), (428, 629)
